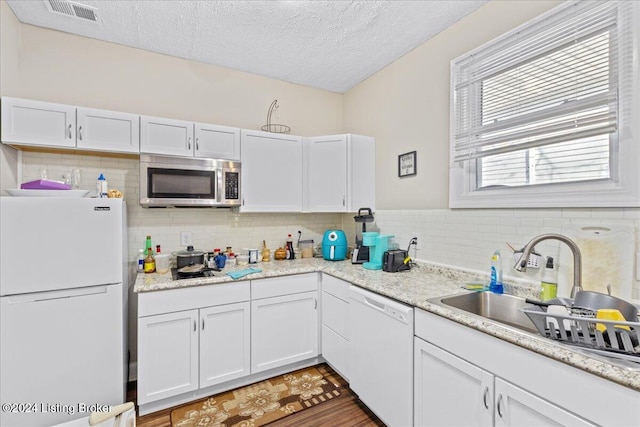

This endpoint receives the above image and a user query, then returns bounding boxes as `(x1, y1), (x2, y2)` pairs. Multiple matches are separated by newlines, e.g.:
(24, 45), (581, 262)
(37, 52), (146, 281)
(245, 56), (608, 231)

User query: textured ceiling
(6, 0), (487, 93)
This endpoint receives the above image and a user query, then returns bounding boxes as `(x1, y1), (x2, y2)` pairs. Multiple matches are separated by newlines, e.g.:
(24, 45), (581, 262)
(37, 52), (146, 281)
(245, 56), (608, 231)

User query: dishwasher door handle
(365, 296), (386, 311)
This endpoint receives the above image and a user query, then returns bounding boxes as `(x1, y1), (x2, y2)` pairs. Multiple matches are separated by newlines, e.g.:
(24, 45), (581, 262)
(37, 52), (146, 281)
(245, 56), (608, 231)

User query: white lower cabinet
(137, 282), (251, 409)
(414, 337), (493, 427)
(199, 302), (251, 388)
(493, 377), (593, 427)
(138, 302), (251, 406)
(320, 275), (351, 380)
(414, 308), (638, 427)
(251, 274), (319, 373)
(138, 310), (199, 404)
(414, 337), (594, 427)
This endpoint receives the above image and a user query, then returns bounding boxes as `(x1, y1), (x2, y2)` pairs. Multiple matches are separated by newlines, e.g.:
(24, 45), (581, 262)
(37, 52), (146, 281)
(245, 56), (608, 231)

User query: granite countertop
(134, 257), (640, 392)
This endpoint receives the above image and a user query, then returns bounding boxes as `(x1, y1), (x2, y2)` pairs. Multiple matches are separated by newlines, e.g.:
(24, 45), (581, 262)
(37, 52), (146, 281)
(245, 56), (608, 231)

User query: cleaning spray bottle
(489, 249), (504, 294)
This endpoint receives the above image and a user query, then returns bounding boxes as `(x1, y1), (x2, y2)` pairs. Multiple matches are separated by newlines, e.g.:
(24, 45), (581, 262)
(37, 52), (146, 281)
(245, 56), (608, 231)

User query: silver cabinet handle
(202, 319), (205, 330)
(68, 123), (72, 139)
(342, 196), (345, 206)
(188, 137), (192, 150)
(497, 394), (504, 418)
(196, 137), (199, 151)
(193, 320), (196, 332)
(314, 298), (318, 310)
(483, 386), (490, 409)
(78, 126), (83, 141)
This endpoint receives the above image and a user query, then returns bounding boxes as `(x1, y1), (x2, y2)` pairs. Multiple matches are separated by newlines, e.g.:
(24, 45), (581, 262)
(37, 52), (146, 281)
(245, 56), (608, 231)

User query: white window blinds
(452, 0), (622, 170)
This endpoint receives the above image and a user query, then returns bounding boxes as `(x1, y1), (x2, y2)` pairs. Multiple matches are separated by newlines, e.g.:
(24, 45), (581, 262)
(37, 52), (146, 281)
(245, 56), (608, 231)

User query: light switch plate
(181, 231), (192, 246)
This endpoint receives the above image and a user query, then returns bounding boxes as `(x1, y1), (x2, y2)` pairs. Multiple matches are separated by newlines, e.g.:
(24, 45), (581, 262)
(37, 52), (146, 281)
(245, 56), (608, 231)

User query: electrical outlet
(411, 233), (422, 251)
(180, 231), (192, 246)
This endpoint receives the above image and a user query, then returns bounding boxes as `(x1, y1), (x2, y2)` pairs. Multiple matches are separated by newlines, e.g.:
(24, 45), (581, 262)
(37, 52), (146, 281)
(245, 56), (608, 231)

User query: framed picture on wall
(398, 151), (417, 177)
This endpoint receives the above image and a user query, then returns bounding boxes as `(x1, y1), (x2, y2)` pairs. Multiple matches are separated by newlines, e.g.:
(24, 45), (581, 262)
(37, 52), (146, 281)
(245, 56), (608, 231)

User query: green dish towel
(227, 267), (262, 280)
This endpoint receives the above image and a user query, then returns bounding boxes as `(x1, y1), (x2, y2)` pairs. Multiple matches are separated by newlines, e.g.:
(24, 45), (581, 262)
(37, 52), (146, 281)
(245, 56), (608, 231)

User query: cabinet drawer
(138, 282), (250, 317)
(251, 273), (318, 299)
(322, 274), (350, 301)
(322, 291), (349, 339)
(322, 325), (350, 381)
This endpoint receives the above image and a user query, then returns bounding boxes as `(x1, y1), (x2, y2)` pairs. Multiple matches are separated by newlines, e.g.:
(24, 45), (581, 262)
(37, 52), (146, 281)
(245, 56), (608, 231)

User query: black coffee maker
(351, 208), (375, 264)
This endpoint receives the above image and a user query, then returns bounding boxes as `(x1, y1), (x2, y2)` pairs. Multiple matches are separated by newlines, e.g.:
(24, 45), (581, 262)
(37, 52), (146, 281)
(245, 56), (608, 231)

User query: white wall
(342, 0), (640, 300)
(0, 0), (347, 366)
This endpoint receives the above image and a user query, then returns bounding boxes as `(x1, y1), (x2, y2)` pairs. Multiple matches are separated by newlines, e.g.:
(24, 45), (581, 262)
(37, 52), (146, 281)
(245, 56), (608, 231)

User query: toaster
(383, 249), (410, 272)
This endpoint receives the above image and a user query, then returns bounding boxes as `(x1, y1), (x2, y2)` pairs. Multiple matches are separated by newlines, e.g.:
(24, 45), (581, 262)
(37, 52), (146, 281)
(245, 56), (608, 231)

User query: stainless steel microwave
(140, 154), (241, 208)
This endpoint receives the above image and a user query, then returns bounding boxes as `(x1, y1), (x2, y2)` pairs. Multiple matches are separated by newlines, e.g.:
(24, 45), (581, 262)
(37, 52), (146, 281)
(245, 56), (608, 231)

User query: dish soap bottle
(540, 256), (557, 301)
(489, 249), (504, 294)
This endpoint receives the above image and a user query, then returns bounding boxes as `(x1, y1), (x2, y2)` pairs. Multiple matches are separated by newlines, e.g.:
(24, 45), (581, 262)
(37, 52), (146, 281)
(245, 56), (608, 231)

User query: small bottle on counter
(143, 248), (156, 274)
(156, 244), (162, 254)
(137, 249), (145, 272)
(96, 173), (108, 198)
(489, 249), (504, 294)
(286, 234), (295, 260)
(540, 257), (557, 301)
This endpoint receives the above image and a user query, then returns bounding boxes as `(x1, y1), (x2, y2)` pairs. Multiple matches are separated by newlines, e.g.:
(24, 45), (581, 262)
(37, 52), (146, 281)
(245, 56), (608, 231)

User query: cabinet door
(414, 337), (493, 427)
(194, 123), (240, 160)
(138, 310), (199, 404)
(76, 107), (140, 153)
(200, 302), (250, 388)
(304, 135), (347, 212)
(494, 378), (595, 427)
(251, 291), (318, 373)
(140, 115), (194, 156)
(1, 97), (76, 148)
(346, 134), (375, 212)
(240, 130), (303, 212)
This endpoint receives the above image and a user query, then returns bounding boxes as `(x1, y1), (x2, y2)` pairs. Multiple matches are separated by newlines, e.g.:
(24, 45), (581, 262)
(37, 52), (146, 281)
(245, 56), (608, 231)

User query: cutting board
(557, 223), (634, 300)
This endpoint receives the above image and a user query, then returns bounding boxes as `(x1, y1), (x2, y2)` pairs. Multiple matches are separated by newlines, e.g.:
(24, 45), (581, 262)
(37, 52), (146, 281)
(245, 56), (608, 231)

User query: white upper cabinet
(76, 107), (140, 153)
(304, 134), (375, 212)
(140, 116), (194, 157)
(194, 123), (240, 160)
(305, 135), (348, 212)
(240, 129), (303, 212)
(140, 116), (240, 160)
(1, 97), (76, 149)
(1, 97), (140, 153)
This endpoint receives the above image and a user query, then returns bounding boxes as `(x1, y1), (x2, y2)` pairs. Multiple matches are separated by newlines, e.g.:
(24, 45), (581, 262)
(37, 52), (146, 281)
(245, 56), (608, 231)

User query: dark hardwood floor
(129, 364), (386, 427)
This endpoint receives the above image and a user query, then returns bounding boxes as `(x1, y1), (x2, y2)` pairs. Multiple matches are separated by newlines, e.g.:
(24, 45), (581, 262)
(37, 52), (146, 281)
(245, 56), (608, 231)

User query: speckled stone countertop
(134, 258), (640, 391)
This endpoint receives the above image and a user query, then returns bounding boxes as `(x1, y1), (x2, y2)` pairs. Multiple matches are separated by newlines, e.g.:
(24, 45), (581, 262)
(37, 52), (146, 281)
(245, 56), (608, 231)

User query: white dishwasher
(349, 285), (414, 427)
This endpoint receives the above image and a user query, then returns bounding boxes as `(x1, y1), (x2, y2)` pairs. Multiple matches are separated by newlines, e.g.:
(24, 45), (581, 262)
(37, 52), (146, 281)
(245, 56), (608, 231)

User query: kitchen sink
(430, 291), (538, 333)
(428, 291), (640, 371)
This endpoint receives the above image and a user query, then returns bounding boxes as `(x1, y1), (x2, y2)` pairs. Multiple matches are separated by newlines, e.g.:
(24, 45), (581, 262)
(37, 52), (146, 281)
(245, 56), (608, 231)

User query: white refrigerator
(0, 197), (128, 427)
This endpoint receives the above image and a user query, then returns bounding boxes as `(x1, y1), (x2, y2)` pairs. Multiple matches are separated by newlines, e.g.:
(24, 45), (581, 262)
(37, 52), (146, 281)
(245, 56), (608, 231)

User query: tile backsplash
(373, 209), (640, 300)
(17, 151), (640, 301)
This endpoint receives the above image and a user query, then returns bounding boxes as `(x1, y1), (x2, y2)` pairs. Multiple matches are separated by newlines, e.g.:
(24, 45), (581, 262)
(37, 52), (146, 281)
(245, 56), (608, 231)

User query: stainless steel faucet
(514, 233), (583, 298)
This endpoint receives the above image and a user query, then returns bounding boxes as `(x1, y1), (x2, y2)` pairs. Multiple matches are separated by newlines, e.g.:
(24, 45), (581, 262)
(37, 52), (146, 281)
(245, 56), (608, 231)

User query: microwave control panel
(225, 172), (239, 200)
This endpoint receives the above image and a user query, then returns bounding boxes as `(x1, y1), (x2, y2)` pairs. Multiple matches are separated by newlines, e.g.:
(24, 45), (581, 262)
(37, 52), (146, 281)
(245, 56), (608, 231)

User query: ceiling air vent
(44, 0), (100, 23)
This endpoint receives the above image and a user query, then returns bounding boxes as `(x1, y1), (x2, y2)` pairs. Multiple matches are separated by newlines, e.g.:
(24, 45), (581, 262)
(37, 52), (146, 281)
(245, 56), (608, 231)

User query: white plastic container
(96, 173), (108, 198)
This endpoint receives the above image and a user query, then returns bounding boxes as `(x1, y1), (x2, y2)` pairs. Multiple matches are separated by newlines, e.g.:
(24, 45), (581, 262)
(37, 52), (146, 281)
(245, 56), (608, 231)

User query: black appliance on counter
(351, 208), (375, 264)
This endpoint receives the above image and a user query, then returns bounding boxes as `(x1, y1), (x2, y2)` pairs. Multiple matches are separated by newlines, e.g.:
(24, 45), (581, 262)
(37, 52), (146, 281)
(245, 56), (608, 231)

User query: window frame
(449, 0), (640, 208)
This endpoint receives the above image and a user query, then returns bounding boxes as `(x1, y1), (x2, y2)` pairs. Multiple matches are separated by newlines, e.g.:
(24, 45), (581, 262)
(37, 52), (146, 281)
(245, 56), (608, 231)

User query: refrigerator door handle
(5, 285), (109, 304)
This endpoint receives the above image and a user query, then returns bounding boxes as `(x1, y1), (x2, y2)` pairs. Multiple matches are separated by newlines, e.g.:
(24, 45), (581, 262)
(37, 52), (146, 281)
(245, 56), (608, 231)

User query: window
(449, 0), (640, 208)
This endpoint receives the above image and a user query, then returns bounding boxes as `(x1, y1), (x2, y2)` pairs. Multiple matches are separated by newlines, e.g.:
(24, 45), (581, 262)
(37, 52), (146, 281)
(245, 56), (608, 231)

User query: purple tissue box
(20, 179), (71, 190)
